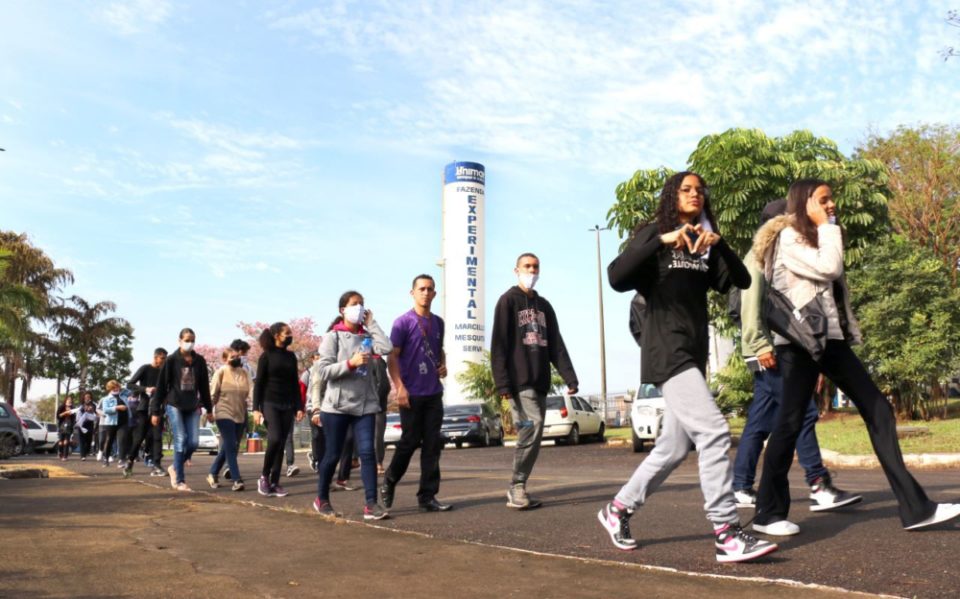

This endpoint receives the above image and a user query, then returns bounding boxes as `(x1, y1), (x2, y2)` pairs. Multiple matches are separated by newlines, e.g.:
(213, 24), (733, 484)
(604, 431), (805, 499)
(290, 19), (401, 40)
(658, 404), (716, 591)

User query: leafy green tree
(713, 353), (753, 415)
(608, 128), (891, 265)
(83, 324), (135, 393)
(858, 124), (960, 287)
(847, 236), (960, 419)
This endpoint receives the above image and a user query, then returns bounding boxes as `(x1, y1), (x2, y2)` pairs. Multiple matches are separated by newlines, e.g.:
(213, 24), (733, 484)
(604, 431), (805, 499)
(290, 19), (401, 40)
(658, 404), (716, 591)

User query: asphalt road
(27, 440), (960, 598)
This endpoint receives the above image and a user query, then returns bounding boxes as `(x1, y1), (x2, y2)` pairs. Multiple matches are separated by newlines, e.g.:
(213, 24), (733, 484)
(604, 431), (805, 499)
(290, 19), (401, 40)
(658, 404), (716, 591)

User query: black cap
(760, 199), (787, 224)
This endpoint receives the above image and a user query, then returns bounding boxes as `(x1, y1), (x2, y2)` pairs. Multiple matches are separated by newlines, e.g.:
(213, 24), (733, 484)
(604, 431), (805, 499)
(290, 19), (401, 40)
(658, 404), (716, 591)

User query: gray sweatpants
(615, 367), (738, 525)
(510, 388), (546, 486)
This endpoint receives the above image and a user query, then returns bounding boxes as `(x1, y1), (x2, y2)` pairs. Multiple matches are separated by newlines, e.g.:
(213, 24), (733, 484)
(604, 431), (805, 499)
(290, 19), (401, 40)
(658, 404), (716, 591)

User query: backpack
(628, 293), (647, 348)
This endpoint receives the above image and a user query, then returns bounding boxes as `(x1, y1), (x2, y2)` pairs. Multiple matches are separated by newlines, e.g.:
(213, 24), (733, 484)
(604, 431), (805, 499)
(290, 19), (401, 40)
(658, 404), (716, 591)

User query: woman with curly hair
(598, 171), (777, 563)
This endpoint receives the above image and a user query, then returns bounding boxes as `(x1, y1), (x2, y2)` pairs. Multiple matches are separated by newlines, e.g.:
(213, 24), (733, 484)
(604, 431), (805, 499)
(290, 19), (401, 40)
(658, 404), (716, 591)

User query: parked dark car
(440, 403), (504, 449)
(0, 400), (26, 459)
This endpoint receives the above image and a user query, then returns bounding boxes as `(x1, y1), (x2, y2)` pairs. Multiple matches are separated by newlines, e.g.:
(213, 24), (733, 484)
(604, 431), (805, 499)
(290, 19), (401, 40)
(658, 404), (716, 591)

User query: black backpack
(628, 293), (646, 348)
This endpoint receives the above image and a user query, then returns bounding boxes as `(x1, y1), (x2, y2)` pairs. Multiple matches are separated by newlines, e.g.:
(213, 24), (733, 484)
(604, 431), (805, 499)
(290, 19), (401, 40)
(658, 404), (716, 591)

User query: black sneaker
(597, 502), (637, 550)
(379, 481), (395, 509)
(363, 502), (390, 521)
(809, 475), (862, 512)
(312, 497), (339, 517)
(715, 523), (778, 563)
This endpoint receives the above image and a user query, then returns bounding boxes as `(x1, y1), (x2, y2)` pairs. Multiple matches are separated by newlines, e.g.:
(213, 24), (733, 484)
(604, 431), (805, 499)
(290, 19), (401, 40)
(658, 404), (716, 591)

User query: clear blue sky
(2, 0), (958, 401)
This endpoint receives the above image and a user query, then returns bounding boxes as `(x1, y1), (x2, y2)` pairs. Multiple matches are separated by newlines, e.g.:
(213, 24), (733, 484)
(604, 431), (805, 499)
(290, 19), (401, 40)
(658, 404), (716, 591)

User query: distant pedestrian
(56, 396), (77, 461)
(207, 347), (252, 491)
(124, 348), (168, 477)
(311, 291), (392, 520)
(252, 322), (304, 498)
(150, 328), (213, 492)
(97, 380), (127, 467)
(76, 392), (97, 460)
(380, 274), (451, 513)
(600, 171), (776, 563)
(491, 253), (579, 510)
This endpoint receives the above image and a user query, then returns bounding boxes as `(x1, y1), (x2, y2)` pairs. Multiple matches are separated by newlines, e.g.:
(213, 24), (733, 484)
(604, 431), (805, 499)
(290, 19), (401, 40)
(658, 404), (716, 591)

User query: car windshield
(639, 384), (662, 399)
(199, 429), (214, 437)
(386, 414), (400, 422)
(545, 396), (565, 410)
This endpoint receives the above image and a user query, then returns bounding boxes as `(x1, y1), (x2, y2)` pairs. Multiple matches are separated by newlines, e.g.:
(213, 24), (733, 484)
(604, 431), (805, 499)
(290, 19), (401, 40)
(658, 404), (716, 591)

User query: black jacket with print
(150, 349), (212, 415)
(491, 286), (578, 397)
(608, 223), (751, 385)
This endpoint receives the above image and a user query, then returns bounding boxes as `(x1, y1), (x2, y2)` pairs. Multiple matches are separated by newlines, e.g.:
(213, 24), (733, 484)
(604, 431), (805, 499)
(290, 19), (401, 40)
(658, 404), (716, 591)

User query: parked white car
(198, 427), (220, 454)
(20, 417), (50, 453)
(543, 395), (605, 445)
(628, 384), (666, 452)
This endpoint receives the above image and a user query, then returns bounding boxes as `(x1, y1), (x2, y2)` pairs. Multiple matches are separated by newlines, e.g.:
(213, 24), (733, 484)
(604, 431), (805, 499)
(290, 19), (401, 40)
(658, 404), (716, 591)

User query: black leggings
(79, 429), (94, 458)
(261, 404), (295, 486)
(58, 429), (73, 457)
(756, 340), (936, 527)
(100, 425), (118, 461)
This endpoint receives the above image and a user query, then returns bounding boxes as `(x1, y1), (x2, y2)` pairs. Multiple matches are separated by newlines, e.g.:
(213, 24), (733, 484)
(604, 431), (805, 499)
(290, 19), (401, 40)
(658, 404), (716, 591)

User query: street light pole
(589, 225), (609, 424)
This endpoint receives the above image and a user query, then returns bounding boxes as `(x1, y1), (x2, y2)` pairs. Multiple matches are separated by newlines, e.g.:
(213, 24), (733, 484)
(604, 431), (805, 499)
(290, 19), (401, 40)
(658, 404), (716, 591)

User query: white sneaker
(752, 520), (800, 536)
(286, 464), (300, 477)
(904, 503), (960, 531)
(734, 488), (757, 509)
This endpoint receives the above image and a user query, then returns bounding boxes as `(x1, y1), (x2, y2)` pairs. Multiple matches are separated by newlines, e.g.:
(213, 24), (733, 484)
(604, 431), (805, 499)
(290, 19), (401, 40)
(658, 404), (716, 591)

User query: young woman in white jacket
(752, 178), (960, 535)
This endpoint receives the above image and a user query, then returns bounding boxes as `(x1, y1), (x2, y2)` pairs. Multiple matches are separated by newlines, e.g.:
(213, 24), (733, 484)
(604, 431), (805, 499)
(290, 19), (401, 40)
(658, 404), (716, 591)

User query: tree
(54, 295), (130, 394)
(713, 353), (753, 415)
(608, 129), (891, 265)
(847, 236), (960, 419)
(195, 317), (323, 378)
(0, 232), (73, 402)
(858, 124), (960, 287)
(83, 324), (135, 393)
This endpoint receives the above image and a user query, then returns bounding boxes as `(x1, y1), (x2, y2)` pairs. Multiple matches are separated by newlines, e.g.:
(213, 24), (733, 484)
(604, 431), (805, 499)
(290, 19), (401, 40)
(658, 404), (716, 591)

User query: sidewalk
(0, 474), (862, 599)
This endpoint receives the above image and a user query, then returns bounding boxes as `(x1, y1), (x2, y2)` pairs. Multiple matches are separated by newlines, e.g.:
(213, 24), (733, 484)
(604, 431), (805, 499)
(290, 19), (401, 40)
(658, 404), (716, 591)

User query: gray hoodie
(311, 321), (393, 417)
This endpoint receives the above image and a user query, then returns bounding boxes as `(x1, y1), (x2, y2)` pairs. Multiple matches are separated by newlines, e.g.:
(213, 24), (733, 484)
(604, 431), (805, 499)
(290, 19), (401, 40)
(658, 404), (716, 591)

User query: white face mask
(180, 341), (195, 353)
(518, 273), (539, 290)
(343, 304), (365, 325)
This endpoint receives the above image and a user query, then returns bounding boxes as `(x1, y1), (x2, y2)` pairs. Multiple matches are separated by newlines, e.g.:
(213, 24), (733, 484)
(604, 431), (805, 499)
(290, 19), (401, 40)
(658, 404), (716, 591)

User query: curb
(821, 448), (960, 469)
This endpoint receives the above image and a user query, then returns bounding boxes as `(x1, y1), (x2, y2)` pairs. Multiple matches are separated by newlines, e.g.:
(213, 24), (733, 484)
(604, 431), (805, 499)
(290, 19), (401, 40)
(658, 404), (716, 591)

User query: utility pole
(588, 225), (609, 423)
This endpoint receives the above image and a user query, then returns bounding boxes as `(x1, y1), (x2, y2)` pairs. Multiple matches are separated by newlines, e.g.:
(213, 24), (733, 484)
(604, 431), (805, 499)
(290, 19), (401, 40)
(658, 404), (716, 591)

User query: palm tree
(55, 295), (130, 393)
(0, 233), (73, 401)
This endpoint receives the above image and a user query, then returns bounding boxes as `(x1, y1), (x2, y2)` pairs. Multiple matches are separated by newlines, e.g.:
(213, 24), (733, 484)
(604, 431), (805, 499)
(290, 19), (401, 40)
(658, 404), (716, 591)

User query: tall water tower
(440, 161), (486, 404)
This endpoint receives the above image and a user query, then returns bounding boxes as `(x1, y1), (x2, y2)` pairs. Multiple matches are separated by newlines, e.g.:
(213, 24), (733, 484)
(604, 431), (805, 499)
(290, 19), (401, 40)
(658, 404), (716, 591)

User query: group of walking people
(598, 172), (960, 563)
(73, 171), (959, 563)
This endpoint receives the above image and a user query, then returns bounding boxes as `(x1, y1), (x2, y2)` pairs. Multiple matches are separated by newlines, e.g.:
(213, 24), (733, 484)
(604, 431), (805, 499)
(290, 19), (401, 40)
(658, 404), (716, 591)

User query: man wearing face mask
(491, 253), (579, 509)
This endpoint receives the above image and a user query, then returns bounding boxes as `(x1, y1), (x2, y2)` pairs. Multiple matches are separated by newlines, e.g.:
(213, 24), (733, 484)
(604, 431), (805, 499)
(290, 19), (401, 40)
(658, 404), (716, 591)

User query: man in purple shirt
(379, 274), (453, 513)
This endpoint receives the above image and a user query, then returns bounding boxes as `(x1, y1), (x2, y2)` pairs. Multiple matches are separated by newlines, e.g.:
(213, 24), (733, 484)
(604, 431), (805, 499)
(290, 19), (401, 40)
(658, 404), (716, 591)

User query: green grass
(614, 398), (960, 455)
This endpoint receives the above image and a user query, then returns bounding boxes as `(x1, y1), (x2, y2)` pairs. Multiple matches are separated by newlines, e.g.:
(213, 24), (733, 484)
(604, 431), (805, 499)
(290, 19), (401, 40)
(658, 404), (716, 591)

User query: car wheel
(566, 424), (580, 446)
(632, 429), (645, 453)
(482, 429), (490, 447)
(596, 422), (606, 443)
(454, 440), (463, 449)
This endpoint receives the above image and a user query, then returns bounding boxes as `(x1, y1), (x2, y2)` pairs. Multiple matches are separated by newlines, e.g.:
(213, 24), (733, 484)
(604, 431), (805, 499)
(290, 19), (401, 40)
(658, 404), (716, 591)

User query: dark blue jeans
(211, 419), (243, 482)
(733, 366), (827, 490)
(318, 412), (376, 504)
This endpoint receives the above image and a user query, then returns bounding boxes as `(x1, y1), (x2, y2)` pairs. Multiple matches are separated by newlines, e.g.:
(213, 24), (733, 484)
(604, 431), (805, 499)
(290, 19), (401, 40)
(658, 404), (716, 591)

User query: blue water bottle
(357, 335), (373, 376)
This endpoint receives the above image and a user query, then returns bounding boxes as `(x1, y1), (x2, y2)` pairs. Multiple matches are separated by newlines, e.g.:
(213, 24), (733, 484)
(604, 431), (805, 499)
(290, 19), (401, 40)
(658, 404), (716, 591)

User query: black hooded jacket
(490, 286), (578, 396)
(608, 223), (750, 385)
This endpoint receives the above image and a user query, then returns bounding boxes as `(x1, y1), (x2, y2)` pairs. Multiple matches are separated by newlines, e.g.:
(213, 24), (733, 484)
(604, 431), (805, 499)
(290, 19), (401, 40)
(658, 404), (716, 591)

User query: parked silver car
(0, 401), (26, 459)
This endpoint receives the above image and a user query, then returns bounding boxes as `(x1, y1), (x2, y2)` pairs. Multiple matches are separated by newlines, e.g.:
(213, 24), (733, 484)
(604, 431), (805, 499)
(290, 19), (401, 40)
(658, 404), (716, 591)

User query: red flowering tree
(195, 317), (322, 378)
